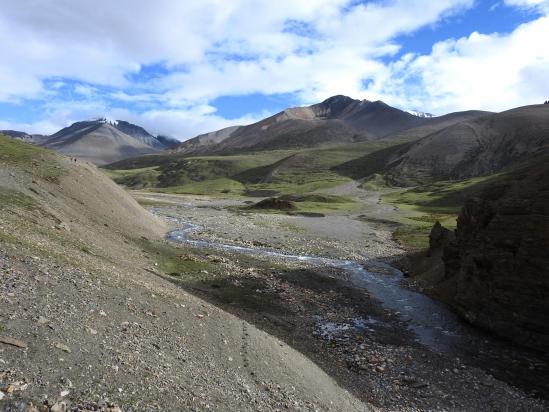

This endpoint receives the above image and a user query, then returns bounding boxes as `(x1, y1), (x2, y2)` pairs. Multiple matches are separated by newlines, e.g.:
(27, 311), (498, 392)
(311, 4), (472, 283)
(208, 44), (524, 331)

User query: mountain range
(3, 96), (549, 185)
(174, 95), (489, 155)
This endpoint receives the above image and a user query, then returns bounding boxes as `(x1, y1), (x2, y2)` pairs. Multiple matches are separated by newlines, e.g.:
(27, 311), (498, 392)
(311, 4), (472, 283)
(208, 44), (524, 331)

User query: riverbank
(137, 190), (549, 411)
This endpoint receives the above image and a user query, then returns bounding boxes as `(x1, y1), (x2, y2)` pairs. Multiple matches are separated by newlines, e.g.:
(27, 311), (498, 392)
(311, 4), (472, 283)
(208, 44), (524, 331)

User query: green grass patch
(104, 138), (414, 197)
(0, 188), (36, 210)
(0, 134), (64, 182)
(101, 166), (161, 189)
(136, 237), (216, 277)
(152, 178), (246, 196)
(245, 172), (351, 195)
(134, 197), (174, 207)
(136, 235), (283, 312)
(360, 174), (392, 191)
(381, 174), (507, 250)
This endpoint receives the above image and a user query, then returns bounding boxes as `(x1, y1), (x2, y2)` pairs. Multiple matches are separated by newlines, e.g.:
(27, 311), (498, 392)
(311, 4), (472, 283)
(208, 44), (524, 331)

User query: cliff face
(440, 162), (549, 351)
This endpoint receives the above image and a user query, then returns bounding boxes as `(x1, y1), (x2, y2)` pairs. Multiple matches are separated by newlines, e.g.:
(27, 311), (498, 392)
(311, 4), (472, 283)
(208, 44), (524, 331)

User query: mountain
(336, 105), (549, 184)
(41, 118), (167, 165)
(156, 134), (181, 148)
(175, 125), (243, 154)
(174, 95), (482, 155)
(384, 104), (549, 184)
(111, 119), (165, 149)
(0, 129), (47, 144)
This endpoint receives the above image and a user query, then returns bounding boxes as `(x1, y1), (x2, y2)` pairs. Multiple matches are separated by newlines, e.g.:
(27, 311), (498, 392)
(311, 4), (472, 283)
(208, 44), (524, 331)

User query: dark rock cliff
(438, 162), (549, 351)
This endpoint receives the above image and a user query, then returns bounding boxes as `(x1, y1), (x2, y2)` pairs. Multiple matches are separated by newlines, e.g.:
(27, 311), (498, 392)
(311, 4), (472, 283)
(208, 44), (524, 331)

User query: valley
(125, 187), (549, 411)
(2, 2), (549, 410)
(2, 99), (549, 411)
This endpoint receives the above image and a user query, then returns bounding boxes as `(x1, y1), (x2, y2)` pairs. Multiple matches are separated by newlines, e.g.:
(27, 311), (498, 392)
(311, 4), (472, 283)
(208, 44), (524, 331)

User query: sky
(0, 0), (548, 141)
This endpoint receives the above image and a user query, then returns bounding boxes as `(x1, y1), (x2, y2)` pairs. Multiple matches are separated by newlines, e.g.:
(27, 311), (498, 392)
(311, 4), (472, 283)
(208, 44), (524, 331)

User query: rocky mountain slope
(0, 135), (368, 411)
(411, 158), (549, 352)
(40, 119), (168, 165)
(337, 105), (549, 185)
(175, 95), (489, 155)
(388, 104), (549, 184)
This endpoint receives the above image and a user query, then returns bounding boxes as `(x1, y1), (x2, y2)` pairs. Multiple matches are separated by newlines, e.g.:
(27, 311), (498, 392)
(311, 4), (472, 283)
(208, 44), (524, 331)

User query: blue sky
(0, 0), (548, 140)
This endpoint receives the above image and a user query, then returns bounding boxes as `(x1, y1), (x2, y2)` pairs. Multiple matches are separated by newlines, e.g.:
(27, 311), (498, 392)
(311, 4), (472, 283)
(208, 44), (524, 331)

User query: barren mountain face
(40, 119), (168, 165)
(174, 95), (454, 155)
(384, 105), (549, 184)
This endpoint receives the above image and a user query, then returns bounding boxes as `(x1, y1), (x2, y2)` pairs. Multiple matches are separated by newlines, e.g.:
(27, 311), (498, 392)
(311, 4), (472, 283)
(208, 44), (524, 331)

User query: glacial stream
(160, 213), (470, 354)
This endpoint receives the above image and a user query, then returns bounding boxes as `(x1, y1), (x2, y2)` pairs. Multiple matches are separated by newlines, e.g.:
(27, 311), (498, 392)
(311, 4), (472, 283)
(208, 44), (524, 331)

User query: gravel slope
(0, 150), (369, 411)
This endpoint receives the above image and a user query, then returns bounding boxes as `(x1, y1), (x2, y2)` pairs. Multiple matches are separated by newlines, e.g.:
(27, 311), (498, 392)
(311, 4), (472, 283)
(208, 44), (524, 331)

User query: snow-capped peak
(95, 117), (119, 126)
(407, 110), (435, 118)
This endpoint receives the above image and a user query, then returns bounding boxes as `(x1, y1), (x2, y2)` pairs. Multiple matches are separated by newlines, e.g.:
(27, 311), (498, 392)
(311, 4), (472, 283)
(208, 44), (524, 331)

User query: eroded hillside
(0, 136), (368, 411)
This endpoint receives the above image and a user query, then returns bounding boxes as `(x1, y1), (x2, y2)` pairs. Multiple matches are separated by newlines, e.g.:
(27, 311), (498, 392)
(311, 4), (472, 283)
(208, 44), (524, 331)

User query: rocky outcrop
(438, 163), (549, 351)
(251, 197), (296, 210)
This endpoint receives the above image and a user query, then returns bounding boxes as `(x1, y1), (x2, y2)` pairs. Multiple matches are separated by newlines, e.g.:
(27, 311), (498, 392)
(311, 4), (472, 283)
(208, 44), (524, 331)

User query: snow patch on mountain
(407, 110), (435, 118)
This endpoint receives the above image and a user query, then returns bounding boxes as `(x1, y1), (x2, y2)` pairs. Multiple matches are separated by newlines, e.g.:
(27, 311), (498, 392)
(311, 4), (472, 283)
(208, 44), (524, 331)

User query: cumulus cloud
(371, 14), (549, 114)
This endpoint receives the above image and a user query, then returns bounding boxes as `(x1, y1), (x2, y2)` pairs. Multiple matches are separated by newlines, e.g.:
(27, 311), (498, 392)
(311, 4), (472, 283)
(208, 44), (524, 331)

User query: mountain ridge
(174, 95), (489, 155)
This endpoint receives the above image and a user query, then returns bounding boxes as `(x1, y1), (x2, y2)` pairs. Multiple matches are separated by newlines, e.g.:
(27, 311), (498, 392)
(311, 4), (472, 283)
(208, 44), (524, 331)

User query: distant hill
(385, 105), (549, 184)
(175, 96), (488, 155)
(336, 105), (549, 185)
(0, 129), (48, 144)
(41, 118), (168, 165)
(175, 125), (243, 154)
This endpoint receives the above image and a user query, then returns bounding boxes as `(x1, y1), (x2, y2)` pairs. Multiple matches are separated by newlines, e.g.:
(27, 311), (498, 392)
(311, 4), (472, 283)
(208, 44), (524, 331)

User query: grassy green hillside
(103, 138), (407, 197)
(0, 134), (65, 182)
(102, 131), (546, 252)
(382, 173), (510, 249)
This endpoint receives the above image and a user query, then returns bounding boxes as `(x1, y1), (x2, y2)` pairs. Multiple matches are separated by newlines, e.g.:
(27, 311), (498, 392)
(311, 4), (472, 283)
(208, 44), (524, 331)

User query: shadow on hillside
(332, 141), (412, 180)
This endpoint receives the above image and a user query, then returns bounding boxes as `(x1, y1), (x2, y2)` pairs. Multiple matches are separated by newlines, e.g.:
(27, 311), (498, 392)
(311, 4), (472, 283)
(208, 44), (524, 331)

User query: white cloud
(0, 1), (473, 100)
(504, 0), (549, 11)
(0, 99), (269, 140)
(110, 107), (270, 139)
(0, 119), (62, 135)
(371, 14), (549, 114)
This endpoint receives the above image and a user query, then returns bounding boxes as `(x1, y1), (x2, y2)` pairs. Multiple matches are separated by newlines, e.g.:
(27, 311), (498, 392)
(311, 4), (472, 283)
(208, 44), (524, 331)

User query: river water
(161, 214), (469, 354)
(150, 206), (549, 399)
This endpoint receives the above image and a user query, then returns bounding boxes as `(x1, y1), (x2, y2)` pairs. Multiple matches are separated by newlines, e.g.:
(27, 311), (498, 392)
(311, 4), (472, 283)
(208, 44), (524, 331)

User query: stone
(50, 401), (67, 412)
(0, 336), (27, 348)
(54, 343), (72, 353)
